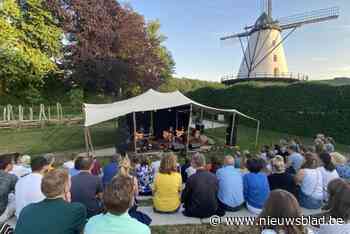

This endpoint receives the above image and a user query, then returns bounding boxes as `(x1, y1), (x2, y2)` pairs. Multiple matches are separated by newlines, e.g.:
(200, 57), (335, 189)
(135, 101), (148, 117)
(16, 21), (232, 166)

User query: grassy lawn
(0, 121), (117, 155)
(1, 122), (349, 156)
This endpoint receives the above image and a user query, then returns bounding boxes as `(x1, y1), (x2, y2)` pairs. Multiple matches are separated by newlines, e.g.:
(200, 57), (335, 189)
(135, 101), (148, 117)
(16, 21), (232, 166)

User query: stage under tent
(83, 89), (260, 155)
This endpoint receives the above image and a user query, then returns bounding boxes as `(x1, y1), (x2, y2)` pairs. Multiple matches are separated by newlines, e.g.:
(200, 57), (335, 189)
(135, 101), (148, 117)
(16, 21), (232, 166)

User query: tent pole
(87, 127), (94, 155)
(150, 111), (154, 136)
(200, 109), (204, 122)
(176, 111), (178, 129)
(255, 121), (260, 148)
(84, 127), (90, 156)
(133, 112), (137, 153)
(230, 113), (236, 146)
(186, 104), (193, 155)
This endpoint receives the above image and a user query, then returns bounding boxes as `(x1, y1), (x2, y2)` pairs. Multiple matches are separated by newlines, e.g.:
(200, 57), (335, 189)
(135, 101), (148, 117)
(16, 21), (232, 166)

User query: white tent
(83, 89), (260, 153)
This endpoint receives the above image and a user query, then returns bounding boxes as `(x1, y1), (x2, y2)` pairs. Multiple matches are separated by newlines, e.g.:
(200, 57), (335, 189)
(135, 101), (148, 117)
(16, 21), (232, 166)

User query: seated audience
(62, 154), (75, 170)
(70, 157), (103, 218)
(153, 153), (182, 213)
(182, 153), (224, 218)
(84, 175), (151, 234)
(315, 178), (350, 233)
(43, 153), (56, 172)
(91, 156), (102, 176)
(268, 155), (296, 196)
(119, 157), (152, 226)
(206, 155), (222, 174)
(15, 156), (49, 217)
(0, 155), (18, 224)
(243, 158), (270, 214)
(324, 137), (335, 153)
(10, 154), (31, 178)
(258, 190), (314, 234)
(318, 152), (339, 201)
(15, 169), (86, 234)
(331, 152), (350, 180)
(151, 156), (161, 175)
(69, 156), (82, 177)
(216, 155), (244, 212)
(102, 154), (121, 186)
(180, 157), (191, 183)
(287, 145), (304, 173)
(295, 153), (323, 209)
(136, 157), (154, 196)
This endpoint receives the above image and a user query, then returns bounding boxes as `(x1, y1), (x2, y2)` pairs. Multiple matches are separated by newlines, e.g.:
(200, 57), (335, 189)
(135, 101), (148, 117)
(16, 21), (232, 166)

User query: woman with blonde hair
(331, 152), (350, 180)
(118, 156), (152, 226)
(153, 153), (182, 213)
(258, 190), (314, 234)
(268, 156), (296, 196)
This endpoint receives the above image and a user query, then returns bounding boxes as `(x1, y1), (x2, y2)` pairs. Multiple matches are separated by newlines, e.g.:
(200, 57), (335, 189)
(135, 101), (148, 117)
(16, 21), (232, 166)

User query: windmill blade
(278, 7), (339, 30)
(220, 31), (250, 41)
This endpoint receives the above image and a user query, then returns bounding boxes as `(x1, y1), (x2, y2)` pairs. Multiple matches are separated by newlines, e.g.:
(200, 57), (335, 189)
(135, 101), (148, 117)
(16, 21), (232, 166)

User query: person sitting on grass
(268, 155), (297, 196)
(318, 152), (339, 202)
(70, 156), (103, 218)
(315, 178), (350, 233)
(136, 157), (154, 196)
(216, 155), (244, 212)
(69, 156), (82, 177)
(119, 157), (152, 226)
(331, 152), (350, 180)
(287, 145), (304, 174)
(15, 169), (87, 234)
(243, 158), (270, 215)
(295, 153), (323, 209)
(10, 154), (31, 178)
(153, 153), (182, 213)
(257, 190), (314, 234)
(206, 155), (222, 174)
(84, 175), (151, 234)
(102, 154), (121, 186)
(15, 156), (49, 218)
(181, 153), (224, 218)
(0, 155), (18, 225)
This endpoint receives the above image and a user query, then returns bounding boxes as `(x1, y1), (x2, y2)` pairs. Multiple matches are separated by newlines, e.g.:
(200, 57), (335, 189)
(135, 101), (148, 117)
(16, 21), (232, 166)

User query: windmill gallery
(220, 0), (340, 85)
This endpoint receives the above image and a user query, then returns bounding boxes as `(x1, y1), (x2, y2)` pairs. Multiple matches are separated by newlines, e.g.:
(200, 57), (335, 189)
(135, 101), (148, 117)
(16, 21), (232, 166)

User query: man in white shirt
(15, 156), (49, 218)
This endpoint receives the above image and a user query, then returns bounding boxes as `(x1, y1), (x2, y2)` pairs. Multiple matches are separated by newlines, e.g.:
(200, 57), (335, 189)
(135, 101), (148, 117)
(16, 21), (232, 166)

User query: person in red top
(91, 156), (102, 176)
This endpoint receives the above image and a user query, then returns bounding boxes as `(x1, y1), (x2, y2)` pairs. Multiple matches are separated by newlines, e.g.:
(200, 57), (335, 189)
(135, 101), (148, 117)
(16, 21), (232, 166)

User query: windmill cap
(251, 12), (281, 33)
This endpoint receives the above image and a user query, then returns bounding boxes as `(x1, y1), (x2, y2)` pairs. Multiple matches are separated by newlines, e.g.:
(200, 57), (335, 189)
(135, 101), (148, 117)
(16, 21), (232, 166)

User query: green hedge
(188, 81), (350, 145)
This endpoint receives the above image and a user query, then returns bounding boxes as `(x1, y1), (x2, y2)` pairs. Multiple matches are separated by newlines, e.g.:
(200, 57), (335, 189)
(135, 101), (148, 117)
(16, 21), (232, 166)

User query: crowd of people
(0, 133), (350, 233)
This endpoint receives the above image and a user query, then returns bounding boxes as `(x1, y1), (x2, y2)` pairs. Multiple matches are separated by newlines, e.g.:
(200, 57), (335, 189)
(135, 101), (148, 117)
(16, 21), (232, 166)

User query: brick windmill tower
(221, 0), (339, 84)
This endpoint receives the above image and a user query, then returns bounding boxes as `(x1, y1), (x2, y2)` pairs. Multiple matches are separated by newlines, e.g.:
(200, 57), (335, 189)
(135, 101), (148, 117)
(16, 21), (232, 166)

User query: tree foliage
(0, 0), (63, 101)
(48, 0), (175, 97)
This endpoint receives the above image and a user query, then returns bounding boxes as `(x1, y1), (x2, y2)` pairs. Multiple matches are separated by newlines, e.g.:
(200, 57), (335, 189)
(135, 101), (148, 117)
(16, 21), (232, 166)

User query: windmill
(220, 0), (339, 83)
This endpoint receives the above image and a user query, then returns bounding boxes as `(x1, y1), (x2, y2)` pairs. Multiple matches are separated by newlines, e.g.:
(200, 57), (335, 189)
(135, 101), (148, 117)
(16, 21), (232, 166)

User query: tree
(0, 0), (63, 101)
(48, 0), (175, 97)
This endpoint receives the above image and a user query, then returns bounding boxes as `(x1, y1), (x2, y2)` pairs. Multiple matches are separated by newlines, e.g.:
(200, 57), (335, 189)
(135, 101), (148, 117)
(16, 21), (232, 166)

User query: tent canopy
(84, 89), (258, 127)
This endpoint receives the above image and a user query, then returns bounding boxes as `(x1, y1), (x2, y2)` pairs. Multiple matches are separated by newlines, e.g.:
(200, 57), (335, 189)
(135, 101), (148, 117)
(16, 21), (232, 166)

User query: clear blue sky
(124, 0), (350, 81)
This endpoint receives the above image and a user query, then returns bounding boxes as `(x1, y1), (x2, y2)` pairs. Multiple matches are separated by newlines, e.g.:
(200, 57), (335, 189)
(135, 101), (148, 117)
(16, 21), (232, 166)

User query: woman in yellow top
(153, 153), (182, 213)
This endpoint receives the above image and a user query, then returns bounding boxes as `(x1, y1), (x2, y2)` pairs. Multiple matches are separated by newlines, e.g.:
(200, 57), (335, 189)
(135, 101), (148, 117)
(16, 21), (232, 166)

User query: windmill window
(273, 54), (278, 62)
(274, 67), (279, 76)
(272, 40), (276, 46)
